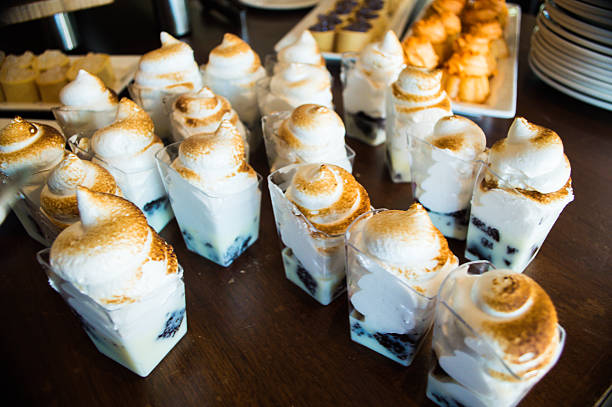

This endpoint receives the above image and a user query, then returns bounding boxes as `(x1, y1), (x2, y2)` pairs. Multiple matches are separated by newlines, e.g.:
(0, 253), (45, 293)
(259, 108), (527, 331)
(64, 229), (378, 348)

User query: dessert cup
(261, 110), (355, 173)
(341, 54), (387, 146)
(345, 209), (442, 366)
(3, 168), (62, 246)
(427, 261), (566, 407)
(464, 165), (572, 272)
(37, 248), (187, 377)
(68, 134), (173, 233)
(52, 106), (118, 139)
(156, 143), (261, 267)
(268, 165), (354, 305)
(411, 137), (484, 240)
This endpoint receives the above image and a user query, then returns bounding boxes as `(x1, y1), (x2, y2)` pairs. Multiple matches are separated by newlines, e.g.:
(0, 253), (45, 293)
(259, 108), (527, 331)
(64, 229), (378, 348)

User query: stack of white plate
(529, 0), (612, 111)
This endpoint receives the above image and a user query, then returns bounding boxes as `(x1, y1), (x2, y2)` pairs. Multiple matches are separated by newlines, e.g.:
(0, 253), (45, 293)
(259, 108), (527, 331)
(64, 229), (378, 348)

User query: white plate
(539, 9), (612, 56)
(555, 0), (612, 27)
(402, 1), (521, 118)
(530, 41), (612, 97)
(239, 0), (318, 10)
(529, 55), (612, 111)
(0, 55), (140, 112)
(532, 30), (612, 82)
(274, 0), (418, 61)
(546, 0), (612, 46)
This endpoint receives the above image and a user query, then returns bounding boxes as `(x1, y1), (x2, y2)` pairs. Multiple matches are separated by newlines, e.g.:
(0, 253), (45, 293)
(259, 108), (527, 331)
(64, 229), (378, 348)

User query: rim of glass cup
(155, 141), (262, 200)
(261, 109), (356, 170)
(412, 136), (488, 167)
(435, 260), (567, 381)
(51, 105), (118, 114)
(68, 133), (160, 176)
(268, 163), (360, 239)
(345, 208), (447, 301)
(37, 247), (185, 312)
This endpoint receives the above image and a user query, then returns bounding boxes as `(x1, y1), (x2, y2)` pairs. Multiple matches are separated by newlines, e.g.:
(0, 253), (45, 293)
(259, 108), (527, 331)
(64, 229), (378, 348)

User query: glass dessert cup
(464, 165), (571, 272)
(52, 105), (118, 140)
(261, 110), (356, 173)
(37, 249), (187, 377)
(384, 90), (412, 183)
(268, 164), (352, 306)
(411, 137), (484, 240)
(155, 143), (262, 267)
(68, 134), (174, 233)
(427, 261), (566, 407)
(340, 53), (387, 147)
(0, 170), (30, 225)
(345, 209), (440, 366)
(3, 167), (62, 246)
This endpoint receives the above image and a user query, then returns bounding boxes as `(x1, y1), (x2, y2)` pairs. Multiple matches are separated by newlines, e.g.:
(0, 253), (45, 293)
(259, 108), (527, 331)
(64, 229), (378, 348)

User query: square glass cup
(464, 165), (572, 272)
(426, 261), (566, 407)
(268, 164), (352, 306)
(411, 137), (485, 240)
(340, 53), (388, 147)
(68, 134), (174, 233)
(345, 209), (441, 366)
(385, 88), (412, 183)
(37, 248), (187, 377)
(52, 105), (118, 140)
(155, 142), (262, 267)
(261, 110), (356, 173)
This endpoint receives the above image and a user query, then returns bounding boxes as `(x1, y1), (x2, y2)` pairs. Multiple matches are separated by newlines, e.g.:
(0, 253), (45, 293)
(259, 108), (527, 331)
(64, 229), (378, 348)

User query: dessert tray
(0, 55), (140, 112)
(274, 0), (419, 61)
(238, 0), (319, 10)
(403, 1), (521, 118)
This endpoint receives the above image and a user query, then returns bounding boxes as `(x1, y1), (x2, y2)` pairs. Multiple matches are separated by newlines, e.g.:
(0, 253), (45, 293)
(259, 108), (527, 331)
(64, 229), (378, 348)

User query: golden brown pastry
(0, 53), (39, 103)
(431, 0), (466, 16)
(412, 15), (450, 61)
(402, 36), (439, 69)
(444, 51), (491, 103)
(470, 20), (509, 59)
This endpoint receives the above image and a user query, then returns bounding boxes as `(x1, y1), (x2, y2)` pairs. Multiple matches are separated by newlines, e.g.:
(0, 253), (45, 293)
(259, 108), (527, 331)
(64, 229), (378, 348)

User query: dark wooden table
(1, 1), (611, 406)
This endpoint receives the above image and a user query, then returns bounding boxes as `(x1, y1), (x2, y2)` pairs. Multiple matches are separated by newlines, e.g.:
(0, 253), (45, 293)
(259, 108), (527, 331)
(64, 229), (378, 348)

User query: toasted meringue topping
(171, 86), (241, 134)
(362, 204), (457, 281)
(357, 31), (405, 83)
(285, 164), (370, 235)
(277, 30), (325, 67)
(429, 115), (486, 159)
(60, 70), (118, 110)
(134, 32), (203, 92)
(0, 117), (65, 176)
(391, 67), (452, 116)
(40, 153), (120, 228)
(171, 119), (257, 195)
(489, 117), (571, 194)
(269, 63), (333, 109)
(205, 33), (264, 80)
(50, 187), (178, 305)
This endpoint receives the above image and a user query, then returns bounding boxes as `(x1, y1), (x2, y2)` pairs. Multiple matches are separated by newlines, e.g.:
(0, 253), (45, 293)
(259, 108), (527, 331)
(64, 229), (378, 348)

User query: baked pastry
(308, 13), (341, 53)
(470, 20), (509, 59)
(431, 0), (466, 15)
(402, 36), (439, 70)
(46, 187), (186, 377)
(269, 163), (370, 305)
(0, 52), (39, 103)
(36, 65), (68, 103)
(412, 15), (450, 61)
(164, 120), (261, 266)
(347, 204), (458, 365)
(462, 0), (509, 28)
(465, 117), (574, 272)
(66, 52), (115, 88)
(34, 50), (69, 72)
(343, 30), (406, 146)
(334, 0), (359, 23)
(203, 33), (266, 127)
(91, 98), (172, 232)
(40, 152), (121, 229)
(263, 103), (352, 172)
(444, 51), (493, 103)
(336, 18), (374, 53)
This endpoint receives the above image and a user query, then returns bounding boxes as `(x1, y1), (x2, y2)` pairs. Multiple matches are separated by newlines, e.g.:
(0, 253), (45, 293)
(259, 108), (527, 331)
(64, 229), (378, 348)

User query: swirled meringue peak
(204, 33), (265, 82)
(450, 268), (560, 377)
(91, 98), (162, 171)
(172, 119), (257, 196)
(171, 86), (244, 137)
(358, 31), (405, 83)
(268, 63), (333, 110)
(428, 115), (486, 161)
(134, 32), (203, 92)
(40, 153), (120, 229)
(361, 204), (458, 292)
(285, 163), (370, 235)
(277, 30), (325, 67)
(0, 116), (65, 176)
(276, 104), (349, 169)
(50, 187), (179, 305)
(59, 70), (118, 110)
(489, 117), (571, 194)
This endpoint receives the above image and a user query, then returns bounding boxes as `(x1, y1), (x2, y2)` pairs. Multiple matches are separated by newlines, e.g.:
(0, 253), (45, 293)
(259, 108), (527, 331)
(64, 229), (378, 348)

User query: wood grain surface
(0, 1), (610, 406)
